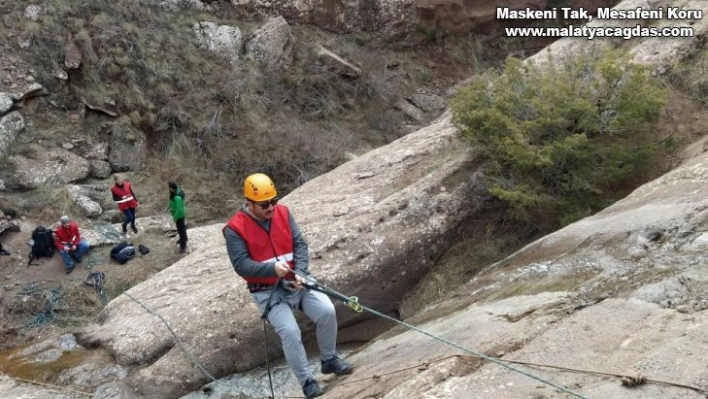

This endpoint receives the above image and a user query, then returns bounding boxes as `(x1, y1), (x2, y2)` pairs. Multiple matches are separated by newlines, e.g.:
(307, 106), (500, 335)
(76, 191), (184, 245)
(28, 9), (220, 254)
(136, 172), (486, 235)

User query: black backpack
(110, 241), (136, 264)
(27, 226), (55, 266)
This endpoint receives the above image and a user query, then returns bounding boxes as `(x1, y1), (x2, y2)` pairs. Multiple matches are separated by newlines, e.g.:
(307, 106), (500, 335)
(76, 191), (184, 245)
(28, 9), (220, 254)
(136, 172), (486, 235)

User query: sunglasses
(252, 198), (279, 210)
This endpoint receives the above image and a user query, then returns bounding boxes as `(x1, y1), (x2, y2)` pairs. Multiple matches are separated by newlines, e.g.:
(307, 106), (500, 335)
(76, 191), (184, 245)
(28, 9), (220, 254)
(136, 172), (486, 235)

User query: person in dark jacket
(168, 181), (188, 254)
(111, 174), (139, 235)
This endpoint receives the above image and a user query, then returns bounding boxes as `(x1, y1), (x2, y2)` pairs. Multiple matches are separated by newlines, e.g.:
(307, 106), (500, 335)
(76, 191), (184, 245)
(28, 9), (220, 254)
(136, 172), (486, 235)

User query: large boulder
(245, 16), (295, 71)
(4, 144), (90, 189)
(0, 218), (20, 235)
(66, 184), (111, 219)
(108, 124), (147, 172)
(0, 111), (24, 158)
(0, 92), (13, 115)
(77, 110), (488, 398)
(192, 21), (242, 66)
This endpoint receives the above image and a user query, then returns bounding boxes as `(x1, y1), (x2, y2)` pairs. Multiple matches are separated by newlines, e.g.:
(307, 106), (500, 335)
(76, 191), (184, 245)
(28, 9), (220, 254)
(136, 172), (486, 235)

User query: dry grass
(0, 0), (495, 224)
(669, 48), (708, 106)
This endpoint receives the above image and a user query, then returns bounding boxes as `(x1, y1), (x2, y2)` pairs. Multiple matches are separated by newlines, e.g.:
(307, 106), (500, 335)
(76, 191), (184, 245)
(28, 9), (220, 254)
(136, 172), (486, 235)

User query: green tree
(452, 48), (666, 231)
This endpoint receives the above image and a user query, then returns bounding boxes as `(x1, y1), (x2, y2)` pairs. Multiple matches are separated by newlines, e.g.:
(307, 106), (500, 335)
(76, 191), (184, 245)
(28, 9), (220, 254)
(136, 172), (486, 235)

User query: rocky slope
(1, 0), (707, 398)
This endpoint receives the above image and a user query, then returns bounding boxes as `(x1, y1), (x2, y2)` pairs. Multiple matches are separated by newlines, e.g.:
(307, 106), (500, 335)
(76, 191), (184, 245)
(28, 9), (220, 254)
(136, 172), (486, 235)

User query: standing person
(54, 216), (90, 274)
(223, 173), (353, 399)
(111, 174), (139, 235)
(168, 181), (188, 254)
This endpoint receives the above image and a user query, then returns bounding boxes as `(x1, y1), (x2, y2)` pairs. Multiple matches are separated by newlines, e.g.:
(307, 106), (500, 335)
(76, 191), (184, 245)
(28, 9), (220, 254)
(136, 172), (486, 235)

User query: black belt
(248, 283), (275, 293)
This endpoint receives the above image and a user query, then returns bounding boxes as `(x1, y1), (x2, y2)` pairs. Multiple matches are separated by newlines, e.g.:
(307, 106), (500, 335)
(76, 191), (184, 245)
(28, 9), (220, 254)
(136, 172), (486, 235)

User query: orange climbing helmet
(243, 173), (278, 202)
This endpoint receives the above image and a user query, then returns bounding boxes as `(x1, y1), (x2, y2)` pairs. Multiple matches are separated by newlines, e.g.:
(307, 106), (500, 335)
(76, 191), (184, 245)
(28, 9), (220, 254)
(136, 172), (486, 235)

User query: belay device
(297, 273), (363, 313)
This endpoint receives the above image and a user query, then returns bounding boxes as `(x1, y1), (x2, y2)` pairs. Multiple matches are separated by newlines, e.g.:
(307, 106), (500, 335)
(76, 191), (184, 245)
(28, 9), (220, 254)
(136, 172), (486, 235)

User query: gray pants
(252, 287), (337, 385)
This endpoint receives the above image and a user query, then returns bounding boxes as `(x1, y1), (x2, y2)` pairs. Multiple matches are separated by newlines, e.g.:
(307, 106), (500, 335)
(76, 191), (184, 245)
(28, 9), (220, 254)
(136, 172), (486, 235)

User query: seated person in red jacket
(54, 216), (90, 274)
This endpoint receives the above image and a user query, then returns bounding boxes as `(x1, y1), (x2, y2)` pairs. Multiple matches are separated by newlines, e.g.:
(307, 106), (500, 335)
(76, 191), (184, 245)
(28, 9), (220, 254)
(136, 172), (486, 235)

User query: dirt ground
(0, 217), (188, 351)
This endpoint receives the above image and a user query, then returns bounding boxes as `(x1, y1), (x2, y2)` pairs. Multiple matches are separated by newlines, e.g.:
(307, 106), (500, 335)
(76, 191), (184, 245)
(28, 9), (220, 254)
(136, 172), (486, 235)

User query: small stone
(333, 208), (350, 217)
(54, 70), (68, 80)
(354, 172), (375, 180)
(24, 5), (42, 21)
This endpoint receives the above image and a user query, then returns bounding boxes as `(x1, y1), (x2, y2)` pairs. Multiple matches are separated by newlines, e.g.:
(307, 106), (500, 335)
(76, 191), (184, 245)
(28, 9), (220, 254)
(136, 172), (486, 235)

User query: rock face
(4, 144), (90, 189)
(0, 93), (12, 114)
(531, 0), (708, 73)
(66, 184), (111, 218)
(230, 0), (619, 38)
(108, 124), (147, 172)
(415, 0), (617, 34)
(328, 130), (708, 399)
(0, 336), (126, 398)
(192, 22), (242, 65)
(37, 1), (708, 398)
(245, 16), (295, 70)
(77, 111), (487, 398)
(0, 111), (24, 158)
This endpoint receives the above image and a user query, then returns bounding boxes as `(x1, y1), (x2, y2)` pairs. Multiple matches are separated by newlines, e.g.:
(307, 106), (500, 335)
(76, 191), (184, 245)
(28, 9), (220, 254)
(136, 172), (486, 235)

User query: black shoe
(66, 267), (75, 275)
(122, 225), (127, 235)
(321, 355), (353, 376)
(0, 249), (10, 256)
(131, 225), (138, 234)
(302, 378), (323, 399)
(179, 248), (186, 254)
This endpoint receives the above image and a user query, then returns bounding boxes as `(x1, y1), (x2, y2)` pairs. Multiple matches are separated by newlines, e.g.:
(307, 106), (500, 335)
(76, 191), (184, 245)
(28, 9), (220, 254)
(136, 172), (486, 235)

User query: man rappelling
(223, 173), (353, 398)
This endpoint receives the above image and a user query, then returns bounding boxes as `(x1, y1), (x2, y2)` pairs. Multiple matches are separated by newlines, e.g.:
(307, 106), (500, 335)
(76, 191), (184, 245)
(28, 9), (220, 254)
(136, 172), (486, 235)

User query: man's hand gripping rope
(291, 270), (363, 313)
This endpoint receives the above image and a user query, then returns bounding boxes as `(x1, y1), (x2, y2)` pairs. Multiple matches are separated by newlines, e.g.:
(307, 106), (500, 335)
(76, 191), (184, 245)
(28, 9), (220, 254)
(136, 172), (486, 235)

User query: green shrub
(452, 48), (666, 231)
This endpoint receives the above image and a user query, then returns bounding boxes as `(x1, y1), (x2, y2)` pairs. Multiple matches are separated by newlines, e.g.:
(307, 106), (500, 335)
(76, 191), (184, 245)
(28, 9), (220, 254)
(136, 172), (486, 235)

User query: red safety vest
(111, 181), (138, 211)
(224, 205), (294, 285)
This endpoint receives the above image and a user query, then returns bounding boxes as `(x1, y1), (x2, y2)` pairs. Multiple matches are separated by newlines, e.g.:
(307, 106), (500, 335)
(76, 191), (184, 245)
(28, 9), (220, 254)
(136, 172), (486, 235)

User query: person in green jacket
(168, 181), (188, 253)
